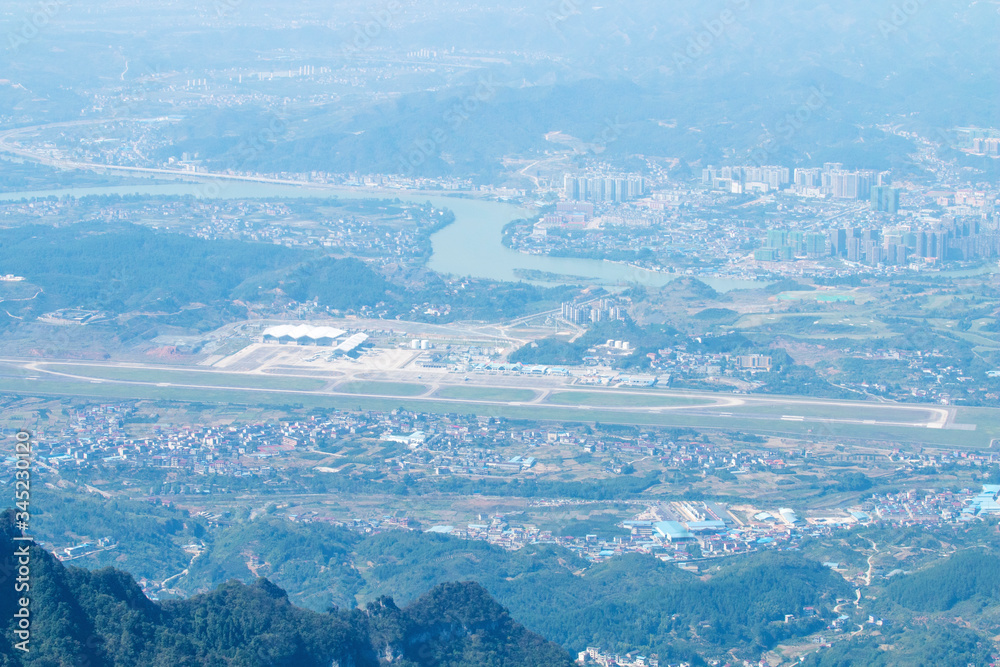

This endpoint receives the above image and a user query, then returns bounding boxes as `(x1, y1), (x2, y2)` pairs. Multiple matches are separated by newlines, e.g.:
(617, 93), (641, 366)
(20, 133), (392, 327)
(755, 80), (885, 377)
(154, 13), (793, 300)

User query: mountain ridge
(0, 510), (574, 667)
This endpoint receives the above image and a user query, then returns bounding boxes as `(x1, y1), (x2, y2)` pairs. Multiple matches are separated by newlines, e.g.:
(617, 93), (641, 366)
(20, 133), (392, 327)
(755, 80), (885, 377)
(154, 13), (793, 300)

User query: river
(0, 181), (765, 292)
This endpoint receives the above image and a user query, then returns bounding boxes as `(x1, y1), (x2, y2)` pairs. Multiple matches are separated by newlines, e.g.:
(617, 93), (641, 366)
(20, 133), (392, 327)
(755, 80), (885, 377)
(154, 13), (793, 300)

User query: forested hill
(0, 222), (575, 334)
(0, 222), (389, 318)
(0, 511), (573, 667)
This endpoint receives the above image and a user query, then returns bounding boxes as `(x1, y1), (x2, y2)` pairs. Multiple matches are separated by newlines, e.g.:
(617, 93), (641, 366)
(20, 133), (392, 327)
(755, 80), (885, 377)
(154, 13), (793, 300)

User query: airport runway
(0, 357), (960, 434)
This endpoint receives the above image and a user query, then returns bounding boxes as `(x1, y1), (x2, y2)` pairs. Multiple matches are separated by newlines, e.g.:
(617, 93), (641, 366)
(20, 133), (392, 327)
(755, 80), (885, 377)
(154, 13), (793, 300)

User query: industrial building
(965, 484), (1000, 517)
(653, 521), (696, 542)
(778, 508), (800, 526)
(686, 520), (727, 534)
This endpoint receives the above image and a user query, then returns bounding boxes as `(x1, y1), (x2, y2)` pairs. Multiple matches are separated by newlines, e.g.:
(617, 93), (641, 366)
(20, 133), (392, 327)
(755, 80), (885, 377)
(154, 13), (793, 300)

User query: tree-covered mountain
(0, 222), (387, 319)
(0, 510), (574, 667)
(164, 518), (849, 663)
(30, 491), (848, 663)
(801, 624), (995, 667)
(181, 518), (364, 612)
(0, 221), (574, 339)
(884, 548), (1000, 613)
(19, 493), (1000, 665)
(350, 533), (847, 663)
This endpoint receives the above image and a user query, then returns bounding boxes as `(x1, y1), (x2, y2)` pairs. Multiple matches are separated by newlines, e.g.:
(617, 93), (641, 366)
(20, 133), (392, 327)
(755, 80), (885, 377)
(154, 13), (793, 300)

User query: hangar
(262, 324), (347, 346)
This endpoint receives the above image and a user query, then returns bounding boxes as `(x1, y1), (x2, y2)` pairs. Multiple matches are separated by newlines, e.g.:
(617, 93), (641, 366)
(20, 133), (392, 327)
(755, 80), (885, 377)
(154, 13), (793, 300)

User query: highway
(0, 119), (503, 199)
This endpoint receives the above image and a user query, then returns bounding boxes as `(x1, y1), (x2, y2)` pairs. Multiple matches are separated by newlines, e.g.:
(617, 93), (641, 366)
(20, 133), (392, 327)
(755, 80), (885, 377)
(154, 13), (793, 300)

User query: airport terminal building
(261, 325), (347, 346)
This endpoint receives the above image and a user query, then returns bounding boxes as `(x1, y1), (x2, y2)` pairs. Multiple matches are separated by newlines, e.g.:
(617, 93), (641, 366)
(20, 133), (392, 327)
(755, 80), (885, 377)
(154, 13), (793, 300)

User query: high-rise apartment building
(871, 185), (900, 213)
(563, 174), (644, 203)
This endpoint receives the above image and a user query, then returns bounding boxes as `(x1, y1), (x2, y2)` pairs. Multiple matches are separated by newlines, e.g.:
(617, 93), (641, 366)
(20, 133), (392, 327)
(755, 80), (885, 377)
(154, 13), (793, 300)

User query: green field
(434, 386), (537, 402)
(714, 403), (941, 424)
(0, 363), (43, 379)
(36, 364), (326, 391)
(546, 391), (704, 408)
(955, 406), (1000, 442)
(336, 381), (428, 397)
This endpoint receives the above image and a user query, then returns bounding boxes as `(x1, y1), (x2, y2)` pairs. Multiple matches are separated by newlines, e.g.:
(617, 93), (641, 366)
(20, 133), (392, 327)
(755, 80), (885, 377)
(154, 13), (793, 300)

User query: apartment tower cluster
(563, 173), (645, 203)
(757, 218), (1000, 266)
(702, 163), (892, 201)
(560, 299), (626, 324)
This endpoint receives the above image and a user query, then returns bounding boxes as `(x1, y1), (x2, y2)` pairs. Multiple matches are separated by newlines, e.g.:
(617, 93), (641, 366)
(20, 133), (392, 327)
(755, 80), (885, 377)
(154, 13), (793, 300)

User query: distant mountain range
(3, 1), (996, 179)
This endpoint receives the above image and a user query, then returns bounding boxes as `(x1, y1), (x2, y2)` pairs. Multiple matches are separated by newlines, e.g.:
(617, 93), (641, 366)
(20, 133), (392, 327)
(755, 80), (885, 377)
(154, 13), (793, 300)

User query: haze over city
(1, 2), (999, 666)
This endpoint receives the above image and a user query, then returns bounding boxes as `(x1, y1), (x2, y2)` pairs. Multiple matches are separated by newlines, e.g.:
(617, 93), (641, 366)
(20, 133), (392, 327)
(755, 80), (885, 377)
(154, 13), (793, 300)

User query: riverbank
(0, 180), (766, 292)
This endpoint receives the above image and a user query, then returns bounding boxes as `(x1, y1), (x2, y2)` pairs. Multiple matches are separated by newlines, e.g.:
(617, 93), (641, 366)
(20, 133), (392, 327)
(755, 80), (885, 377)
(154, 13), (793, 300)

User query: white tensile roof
(262, 324), (347, 340)
(334, 332), (369, 352)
